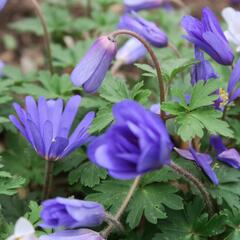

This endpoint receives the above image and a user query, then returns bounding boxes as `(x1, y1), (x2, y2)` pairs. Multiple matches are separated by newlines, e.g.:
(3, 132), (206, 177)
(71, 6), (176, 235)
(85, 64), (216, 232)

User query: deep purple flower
(230, 0), (240, 4)
(39, 230), (105, 240)
(210, 135), (240, 169)
(181, 7), (234, 65)
(116, 38), (147, 65)
(175, 147), (219, 185)
(0, 0), (8, 10)
(191, 47), (218, 85)
(88, 100), (173, 179)
(71, 36), (117, 93)
(0, 60), (5, 77)
(9, 96), (94, 160)
(124, 0), (164, 12)
(118, 12), (168, 48)
(40, 197), (105, 229)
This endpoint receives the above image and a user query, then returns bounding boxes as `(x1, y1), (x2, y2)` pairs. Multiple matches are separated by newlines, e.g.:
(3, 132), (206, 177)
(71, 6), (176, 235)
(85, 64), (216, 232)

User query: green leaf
(69, 162), (107, 187)
(161, 102), (186, 115)
(176, 108), (233, 141)
(127, 184), (183, 229)
(89, 105), (113, 134)
(189, 80), (219, 110)
(153, 198), (226, 240)
(209, 164), (240, 210)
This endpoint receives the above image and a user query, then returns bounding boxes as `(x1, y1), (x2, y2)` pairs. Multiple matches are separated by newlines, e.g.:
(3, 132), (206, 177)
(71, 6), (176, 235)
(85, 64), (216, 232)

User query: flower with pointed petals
(124, 0), (164, 12)
(9, 96), (95, 160)
(210, 135), (240, 169)
(118, 12), (168, 48)
(116, 38), (147, 65)
(40, 197), (105, 229)
(0, 60), (5, 77)
(191, 47), (218, 85)
(181, 7), (234, 65)
(88, 100), (172, 179)
(175, 147), (219, 185)
(39, 229), (104, 240)
(71, 36), (117, 93)
(0, 0), (8, 10)
(7, 217), (37, 240)
(222, 7), (240, 52)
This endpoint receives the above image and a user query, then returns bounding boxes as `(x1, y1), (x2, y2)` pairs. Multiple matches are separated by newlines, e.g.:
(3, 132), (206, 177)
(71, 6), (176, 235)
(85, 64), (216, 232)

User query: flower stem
(86, 0), (92, 17)
(168, 42), (181, 58)
(42, 160), (54, 200)
(101, 176), (141, 239)
(30, 0), (54, 74)
(169, 0), (184, 7)
(170, 161), (214, 216)
(110, 30), (166, 119)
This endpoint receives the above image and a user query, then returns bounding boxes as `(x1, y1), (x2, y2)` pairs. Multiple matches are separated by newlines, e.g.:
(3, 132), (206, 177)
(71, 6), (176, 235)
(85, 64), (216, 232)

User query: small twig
(30, 0), (54, 74)
(168, 42), (181, 58)
(110, 30), (166, 119)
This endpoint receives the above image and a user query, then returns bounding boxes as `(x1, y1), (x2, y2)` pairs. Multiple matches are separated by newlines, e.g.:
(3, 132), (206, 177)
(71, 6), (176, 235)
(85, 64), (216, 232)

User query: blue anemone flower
(9, 96), (95, 160)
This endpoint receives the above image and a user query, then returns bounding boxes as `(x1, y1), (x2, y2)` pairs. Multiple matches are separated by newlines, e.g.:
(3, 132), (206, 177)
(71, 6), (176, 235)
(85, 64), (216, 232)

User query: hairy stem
(30, 0), (54, 74)
(42, 160), (54, 200)
(101, 176), (141, 238)
(170, 162), (214, 216)
(110, 30), (166, 119)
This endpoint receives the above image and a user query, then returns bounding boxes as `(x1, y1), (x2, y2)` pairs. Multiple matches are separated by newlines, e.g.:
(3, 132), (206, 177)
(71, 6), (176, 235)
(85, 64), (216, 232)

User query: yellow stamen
(219, 88), (229, 108)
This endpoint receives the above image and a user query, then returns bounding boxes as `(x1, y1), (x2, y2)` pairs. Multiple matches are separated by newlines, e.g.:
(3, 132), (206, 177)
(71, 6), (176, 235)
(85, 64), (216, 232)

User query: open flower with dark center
(9, 96), (95, 160)
(39, 229), (104, 240)
(181, 7), (234, 65)
(40, 197), (105, 229)
(88, 100), (173, 179)
(71, 36), (117, 93)
(118, 12), (168, 48)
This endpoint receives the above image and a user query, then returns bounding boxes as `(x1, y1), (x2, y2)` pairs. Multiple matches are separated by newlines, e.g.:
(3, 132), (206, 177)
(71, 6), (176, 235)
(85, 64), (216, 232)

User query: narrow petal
(210, 135), (227, 154)
(25, 96), (39, 125)
(48, 137), (69, 160)
(218, 148), (240, 169)
(58, 96), (81, 138)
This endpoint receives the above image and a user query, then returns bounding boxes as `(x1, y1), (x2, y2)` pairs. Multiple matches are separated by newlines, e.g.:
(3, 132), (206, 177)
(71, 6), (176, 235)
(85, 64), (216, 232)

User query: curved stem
(168, 42), (181, 58)
(42, 160), (54, 200)
(110, 30), (166, 119)
(170, 162), (214, 216)
(30, 0), (54, 74)
(101, 176), (141, 239)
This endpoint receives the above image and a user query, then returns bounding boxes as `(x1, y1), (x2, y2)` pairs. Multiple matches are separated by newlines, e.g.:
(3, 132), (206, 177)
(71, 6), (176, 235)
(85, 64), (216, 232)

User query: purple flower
(116, 38), (147, 65)
(40, 197), (105, 229)
(215, 58), (240, 109)
(71, 36), (117, 93)
(9, 96), (95, 160)
(0, 60), (5, 77)
(227, 58), (240, 102)
(118, 12), (168, 48)
(191, 47), (218, 85)
(88, 100), (173, 179)
(175, 147), (219, 185)
(181, 7), (234, 65)
(0, 0), (8, 10)
(124, 0), (164, 12)
(39, 229), (104, 240)
(210, 135), (240, 169)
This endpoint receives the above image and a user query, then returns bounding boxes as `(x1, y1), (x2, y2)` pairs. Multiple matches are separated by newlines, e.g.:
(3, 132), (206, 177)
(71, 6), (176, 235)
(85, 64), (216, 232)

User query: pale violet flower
(222, 7), (240, 52)
(7, 217), (38, 240)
